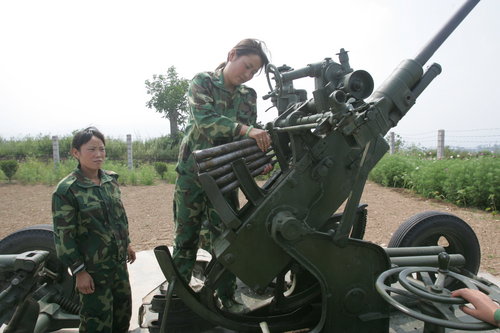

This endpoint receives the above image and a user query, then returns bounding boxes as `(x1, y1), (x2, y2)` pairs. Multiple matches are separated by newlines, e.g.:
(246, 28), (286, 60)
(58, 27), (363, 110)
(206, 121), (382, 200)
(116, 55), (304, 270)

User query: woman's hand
(241, 125), (272, 152)
(75, 271), (95, 294)
(261, 163), (273, 175)
(451, 288), (499, 326)
(127, 245), (136, 264)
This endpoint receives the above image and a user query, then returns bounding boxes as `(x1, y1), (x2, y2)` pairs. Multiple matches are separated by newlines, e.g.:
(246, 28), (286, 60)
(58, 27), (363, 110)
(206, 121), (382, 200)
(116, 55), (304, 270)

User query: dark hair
(72, 127), (106, 150)
(216, 38), (270, 72)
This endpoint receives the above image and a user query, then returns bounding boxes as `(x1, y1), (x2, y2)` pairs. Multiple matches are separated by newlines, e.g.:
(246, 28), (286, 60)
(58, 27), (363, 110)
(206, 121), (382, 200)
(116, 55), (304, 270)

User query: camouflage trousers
(79, 262), (132, 333)
(172, 171), (239, 300)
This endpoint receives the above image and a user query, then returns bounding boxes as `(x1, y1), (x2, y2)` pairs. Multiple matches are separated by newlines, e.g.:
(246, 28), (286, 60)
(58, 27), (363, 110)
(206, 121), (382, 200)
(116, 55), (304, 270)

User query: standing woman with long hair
(52, 127), (136, 332)
(172, 38), (272, 312)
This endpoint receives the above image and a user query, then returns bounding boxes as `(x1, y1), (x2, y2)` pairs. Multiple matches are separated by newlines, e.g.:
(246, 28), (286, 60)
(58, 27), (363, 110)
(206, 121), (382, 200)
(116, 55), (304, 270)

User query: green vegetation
(0, 134), (180, 162)
(145, 66), (189, 136)
(0, 133), (181, 186)
(0, 158), (177, 186)
(2, 134), (498, 214)
(154, 162), (169, 179)
(369, 154), (499, 213)
(0, 160), (19, 182)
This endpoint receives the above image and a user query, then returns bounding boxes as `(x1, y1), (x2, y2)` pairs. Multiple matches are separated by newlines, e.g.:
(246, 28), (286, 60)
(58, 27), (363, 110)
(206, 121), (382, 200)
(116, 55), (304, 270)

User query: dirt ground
(0, 181), (498, 275)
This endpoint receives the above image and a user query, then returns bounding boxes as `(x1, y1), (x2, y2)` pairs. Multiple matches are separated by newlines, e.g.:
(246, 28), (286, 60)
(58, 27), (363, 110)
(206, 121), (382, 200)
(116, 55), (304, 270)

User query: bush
(0, 160), (19, 182)
(154, 162), (169, 179)
(369, 154), (418, 188)
(0, 134), (181, 163)
(369, 154), (499, 213)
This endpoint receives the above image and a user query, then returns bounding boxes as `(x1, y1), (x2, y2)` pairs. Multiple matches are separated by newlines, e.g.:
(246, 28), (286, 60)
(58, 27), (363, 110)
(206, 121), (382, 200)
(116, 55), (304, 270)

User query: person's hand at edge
(127, 245), (136, 264)
(451, 288), (499, 327)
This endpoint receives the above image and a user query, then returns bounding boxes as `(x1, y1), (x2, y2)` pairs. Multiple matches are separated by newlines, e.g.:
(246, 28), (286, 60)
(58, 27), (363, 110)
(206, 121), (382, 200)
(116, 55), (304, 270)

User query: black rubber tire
(321, 204), (368, 240)
(0, 225), (77, 305)
(351, 205), (368, 240)
(388, 211), (481, 275)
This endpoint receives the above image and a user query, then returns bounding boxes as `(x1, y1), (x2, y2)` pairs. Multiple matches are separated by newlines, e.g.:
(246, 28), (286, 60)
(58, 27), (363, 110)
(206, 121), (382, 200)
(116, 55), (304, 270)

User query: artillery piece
(140, 0), (499, 332)
(0, 0), (498, 332)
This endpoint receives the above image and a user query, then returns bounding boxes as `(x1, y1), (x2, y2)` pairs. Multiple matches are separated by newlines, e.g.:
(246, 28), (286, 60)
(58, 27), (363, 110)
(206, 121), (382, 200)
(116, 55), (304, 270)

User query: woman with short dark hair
(52, 126), (135, 332)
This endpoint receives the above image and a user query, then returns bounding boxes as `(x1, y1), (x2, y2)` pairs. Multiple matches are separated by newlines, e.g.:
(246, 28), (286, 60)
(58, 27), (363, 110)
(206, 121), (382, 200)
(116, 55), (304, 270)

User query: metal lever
(431, 252), (451, 292)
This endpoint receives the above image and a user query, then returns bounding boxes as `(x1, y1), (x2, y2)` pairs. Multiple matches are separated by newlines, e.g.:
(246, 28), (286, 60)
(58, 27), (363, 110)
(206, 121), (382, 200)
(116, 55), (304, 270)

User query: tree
(0, 160), (19, 182)
(153, 161), (168, 179)
(145, 66), (189, 136)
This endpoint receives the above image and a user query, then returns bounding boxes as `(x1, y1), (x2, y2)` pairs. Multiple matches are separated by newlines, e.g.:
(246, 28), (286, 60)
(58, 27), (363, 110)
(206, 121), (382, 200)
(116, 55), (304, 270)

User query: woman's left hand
(261, 163), (273, 175)
(127, 245), (136, 264)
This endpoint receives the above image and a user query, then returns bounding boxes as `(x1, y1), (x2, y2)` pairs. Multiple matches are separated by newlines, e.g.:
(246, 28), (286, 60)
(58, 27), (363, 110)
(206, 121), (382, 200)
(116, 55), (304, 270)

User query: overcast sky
(1, 0), (498, 148)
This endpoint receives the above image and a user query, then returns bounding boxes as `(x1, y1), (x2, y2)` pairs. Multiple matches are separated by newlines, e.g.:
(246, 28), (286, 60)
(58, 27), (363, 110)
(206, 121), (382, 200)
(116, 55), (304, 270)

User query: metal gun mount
(141, 0), (500, 332)
(0, 231), (80, 333)
(143, 0), (499, 332)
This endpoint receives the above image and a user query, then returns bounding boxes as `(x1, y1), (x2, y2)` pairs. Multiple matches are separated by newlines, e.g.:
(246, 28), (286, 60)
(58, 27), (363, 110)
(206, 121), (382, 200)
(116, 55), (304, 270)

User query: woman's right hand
(247, 127), (271, 152)
(75, 270), (95, 294)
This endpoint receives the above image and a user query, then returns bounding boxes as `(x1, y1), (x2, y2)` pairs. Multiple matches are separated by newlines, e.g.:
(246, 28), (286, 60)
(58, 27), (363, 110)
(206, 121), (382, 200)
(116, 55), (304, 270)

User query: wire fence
(391, 128), (500, 151)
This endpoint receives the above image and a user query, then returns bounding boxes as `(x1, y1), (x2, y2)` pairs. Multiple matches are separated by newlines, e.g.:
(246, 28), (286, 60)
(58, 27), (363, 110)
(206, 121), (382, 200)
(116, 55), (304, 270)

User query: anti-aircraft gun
(142, 0), (500, 332)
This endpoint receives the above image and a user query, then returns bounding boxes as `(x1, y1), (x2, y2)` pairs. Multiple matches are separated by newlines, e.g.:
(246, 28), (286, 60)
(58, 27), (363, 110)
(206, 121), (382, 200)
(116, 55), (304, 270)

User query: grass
(0, 158), (178, 186)
(369, 154), (499, 213)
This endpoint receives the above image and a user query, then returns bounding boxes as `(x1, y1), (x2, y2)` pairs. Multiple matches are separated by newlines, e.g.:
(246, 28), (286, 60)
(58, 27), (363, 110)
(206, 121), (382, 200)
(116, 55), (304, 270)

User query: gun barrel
(281, 62), (323, 82)
(216, 154), (274, 187)
(414, 0), (480, 66)
(193, 138), (256, 161)
(207, 150), (268, 179)
(220, 160), (277, 194)
(196, 145), (262, 172)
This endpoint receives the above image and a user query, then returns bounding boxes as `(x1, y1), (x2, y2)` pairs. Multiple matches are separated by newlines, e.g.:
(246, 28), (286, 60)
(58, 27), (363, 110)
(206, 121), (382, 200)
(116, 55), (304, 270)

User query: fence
(50, 129), (499, 166)
(388, 128), (500, 158)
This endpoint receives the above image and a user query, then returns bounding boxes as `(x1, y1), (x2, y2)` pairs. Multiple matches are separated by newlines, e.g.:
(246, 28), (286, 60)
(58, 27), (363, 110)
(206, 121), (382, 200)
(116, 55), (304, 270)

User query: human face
(72, 135), (106, 174)
(223, 52), (263, 90)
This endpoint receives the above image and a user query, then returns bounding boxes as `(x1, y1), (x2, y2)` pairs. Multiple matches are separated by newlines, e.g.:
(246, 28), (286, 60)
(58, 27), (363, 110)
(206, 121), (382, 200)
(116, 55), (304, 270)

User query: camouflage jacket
(52, 168), (130, 274)
(176, 69), (258, 175)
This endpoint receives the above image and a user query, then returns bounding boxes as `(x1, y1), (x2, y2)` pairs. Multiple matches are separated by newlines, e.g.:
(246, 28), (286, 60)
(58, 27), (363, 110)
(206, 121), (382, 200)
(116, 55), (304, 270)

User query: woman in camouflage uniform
(173, 38), (272, 312)
(52, 127), (136, 332)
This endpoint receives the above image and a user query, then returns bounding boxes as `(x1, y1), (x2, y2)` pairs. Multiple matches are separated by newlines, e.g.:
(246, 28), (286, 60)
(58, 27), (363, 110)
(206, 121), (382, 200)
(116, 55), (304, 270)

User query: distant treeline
(0, 134), (181, 163)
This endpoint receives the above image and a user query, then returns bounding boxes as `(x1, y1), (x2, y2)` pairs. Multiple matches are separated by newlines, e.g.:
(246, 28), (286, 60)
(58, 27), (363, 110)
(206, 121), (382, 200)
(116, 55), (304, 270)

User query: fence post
(127, 134), (133, 170)
(52, 135), (60, 168)
(437, 129), (445, 159)
(389, 132), (395, 154)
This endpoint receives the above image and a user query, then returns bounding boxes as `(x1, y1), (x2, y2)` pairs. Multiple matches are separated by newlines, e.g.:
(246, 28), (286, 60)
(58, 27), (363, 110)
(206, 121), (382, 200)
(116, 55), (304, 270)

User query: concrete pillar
(52, 135), (60, 167)
(389, 132), (395, 154)
(127, 134), (133, 170)
(437, 129), (445, 159)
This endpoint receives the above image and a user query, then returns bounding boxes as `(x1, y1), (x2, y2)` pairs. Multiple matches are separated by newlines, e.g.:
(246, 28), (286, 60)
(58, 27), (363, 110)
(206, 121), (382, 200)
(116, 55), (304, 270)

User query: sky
(1, 0), (499, 148)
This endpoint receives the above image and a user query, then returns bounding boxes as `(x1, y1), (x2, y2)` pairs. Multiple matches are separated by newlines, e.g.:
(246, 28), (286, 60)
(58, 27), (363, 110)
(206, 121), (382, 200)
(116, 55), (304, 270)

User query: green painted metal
(0, 251), (49, 327)
(187, 0), (485, 332)
(0, 251), (80, 332)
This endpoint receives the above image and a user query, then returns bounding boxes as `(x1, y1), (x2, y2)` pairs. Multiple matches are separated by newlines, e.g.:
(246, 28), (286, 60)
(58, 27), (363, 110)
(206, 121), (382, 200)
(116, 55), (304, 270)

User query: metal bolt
(223, 253), (235, 265)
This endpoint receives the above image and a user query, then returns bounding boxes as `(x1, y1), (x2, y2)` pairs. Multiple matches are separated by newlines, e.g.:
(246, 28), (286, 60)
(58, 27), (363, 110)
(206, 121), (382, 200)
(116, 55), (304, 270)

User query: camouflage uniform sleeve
(188, 74), (241, 140)
(52, 189), (86, 275)
(246, 87), (258, 127)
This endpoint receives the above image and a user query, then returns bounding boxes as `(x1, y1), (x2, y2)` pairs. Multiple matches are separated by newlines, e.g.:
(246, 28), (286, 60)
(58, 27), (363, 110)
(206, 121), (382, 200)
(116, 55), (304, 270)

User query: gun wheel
(388, 211), (480, 275)
(376, 266), (498, 331)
